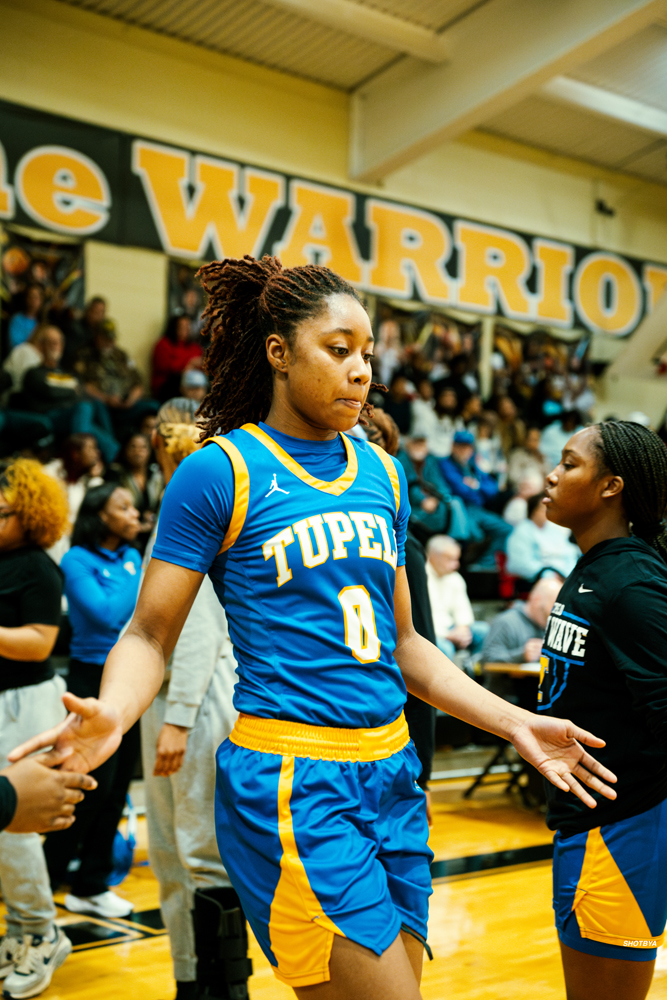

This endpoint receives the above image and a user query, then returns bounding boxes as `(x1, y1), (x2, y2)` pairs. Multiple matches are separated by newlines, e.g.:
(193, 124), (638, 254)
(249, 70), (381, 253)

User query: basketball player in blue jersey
(539, 420), (667, 1000)
(13, 257), (617, 1000)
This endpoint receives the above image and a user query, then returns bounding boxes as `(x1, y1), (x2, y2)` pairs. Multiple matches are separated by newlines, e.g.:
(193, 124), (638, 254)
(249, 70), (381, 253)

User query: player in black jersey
(541, 419), (667, 1000)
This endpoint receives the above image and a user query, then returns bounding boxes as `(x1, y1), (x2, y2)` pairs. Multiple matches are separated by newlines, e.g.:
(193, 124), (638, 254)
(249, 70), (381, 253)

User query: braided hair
(594, 420), (667, 563)
(196, 255), (381, 438)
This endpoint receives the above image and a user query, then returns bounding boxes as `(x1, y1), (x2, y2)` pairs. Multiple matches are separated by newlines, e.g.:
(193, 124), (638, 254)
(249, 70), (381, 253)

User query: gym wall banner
(2, 98), (666, 337)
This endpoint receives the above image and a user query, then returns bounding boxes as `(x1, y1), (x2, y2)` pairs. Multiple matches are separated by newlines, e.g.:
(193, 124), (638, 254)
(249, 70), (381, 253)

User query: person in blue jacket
(43, 483), (141, 921)
(440, 430), (512, 569)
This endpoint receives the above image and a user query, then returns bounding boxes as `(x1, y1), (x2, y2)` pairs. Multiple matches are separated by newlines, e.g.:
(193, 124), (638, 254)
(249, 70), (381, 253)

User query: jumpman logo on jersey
(265, 474), (290, 499)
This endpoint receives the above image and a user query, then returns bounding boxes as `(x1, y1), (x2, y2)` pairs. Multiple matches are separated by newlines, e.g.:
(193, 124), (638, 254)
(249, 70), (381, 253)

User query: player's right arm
(9, 445), (234, 773)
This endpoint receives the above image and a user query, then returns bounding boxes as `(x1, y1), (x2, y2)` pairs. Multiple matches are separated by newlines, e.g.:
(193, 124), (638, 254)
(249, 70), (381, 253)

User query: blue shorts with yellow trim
(553, 798), (667, 962)
(214, 713), (433, 988)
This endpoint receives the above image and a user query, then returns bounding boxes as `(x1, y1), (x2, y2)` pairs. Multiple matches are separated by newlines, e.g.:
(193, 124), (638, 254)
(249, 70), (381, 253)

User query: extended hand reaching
(8, 692), (123, 774)
(2, 749), (98, 833)
(510, 715), (617, 808)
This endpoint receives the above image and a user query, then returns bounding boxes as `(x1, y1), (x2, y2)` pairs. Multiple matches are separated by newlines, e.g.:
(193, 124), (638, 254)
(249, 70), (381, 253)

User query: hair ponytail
(596, 420), (667, 564)
(196, 255), (377, 439)
(155, 396), (201, 465)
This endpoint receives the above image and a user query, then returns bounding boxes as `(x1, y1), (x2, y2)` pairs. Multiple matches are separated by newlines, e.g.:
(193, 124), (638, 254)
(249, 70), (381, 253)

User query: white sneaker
(3, 928), (71, 999)
(0, 936), (21, 979)
(64, 890), (134, 919)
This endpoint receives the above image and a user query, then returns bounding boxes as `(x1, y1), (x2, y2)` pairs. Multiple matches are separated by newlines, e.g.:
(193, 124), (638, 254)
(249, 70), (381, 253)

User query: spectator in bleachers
(494, 394), (526, 457)
(0, 459), (72, 997)
(507, 424), (549, 490)
(8, 284), (44, 349)
(413, 385), (463, 458)
(180, 369), (209, 404)
(382, 373), (412, 435)
(506, 493), (579, 582)
(63, 297), (107, 369)
(425, 535), (489, 660)
(3, 324), (55, 399)
(460, 392), (482, 428)
(481, 577), (562, 705)
(74, 322), (158, 436)
(441, 430), (512, 569)
(473, 411), (507, 485)
(540, 409), (584, 471)
(21, 327), (119, 465)
(374, 317), (403, 388)
(151, 314), (203, 403)
(397, 434), (468, 542)
(561, 357), (595, 420)
(502, 471), (545, 527)
(410, 377), (436, 437)
(108, 433), (163, 552)
(138, 412), (159, 439)
(44, 484), (141, 920)
(44, 434), (105, 564)
(526, 372), (564, 427)
(436, 352), (477, 403)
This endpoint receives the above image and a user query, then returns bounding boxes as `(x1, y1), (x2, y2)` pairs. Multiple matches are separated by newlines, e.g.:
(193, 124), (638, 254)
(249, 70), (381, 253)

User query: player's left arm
(393, 567), (617, 807)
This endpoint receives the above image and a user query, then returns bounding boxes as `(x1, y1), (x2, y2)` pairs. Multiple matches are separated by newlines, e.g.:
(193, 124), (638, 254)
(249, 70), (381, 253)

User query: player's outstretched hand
(510, 715), (617, 808)
(8, 692), (122, 774)
(2, 749), (98, 833)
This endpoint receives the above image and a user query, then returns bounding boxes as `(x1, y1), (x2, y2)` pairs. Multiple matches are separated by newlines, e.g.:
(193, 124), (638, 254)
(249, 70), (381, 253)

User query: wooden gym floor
(3, 778), (667, 1000)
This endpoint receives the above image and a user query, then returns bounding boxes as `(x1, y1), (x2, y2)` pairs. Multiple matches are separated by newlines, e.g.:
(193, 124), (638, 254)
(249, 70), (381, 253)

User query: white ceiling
(57, 0), (480, 89)
(55, 0), (667, 186)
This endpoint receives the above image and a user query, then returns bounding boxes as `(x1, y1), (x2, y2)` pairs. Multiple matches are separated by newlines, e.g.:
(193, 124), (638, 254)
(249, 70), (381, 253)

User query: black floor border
(56, 906), (167, 952)
(430, 842), (553, 881)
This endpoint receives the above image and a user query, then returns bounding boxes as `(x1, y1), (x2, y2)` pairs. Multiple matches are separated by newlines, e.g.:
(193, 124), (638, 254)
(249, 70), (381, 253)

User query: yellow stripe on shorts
(268, 756), (344, 987)
(573, 827), (665, 949)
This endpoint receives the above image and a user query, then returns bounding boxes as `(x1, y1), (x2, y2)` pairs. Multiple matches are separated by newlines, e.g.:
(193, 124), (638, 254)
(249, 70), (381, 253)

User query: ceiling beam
(542, 75), (667, 136)
(350, 0), (664, 181)
(265, 0), (449, 63)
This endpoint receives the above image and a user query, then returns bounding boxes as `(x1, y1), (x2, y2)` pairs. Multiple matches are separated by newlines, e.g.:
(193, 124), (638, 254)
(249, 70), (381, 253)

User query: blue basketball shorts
(214, 712), (433, 988)
(553, 798), (667, 962)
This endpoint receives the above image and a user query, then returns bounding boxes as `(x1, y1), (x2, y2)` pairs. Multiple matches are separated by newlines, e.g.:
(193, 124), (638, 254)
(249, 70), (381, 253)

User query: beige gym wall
(3, 0), (667, 386)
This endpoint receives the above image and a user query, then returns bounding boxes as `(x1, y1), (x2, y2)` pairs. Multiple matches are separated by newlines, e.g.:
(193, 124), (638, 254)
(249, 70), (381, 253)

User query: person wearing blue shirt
(440, 430), (512, 569)
(397, 434), (470, 543)
(42, 483), (141, 922)
(8, 285), (44, 349)
(15, 258), (616, 1000)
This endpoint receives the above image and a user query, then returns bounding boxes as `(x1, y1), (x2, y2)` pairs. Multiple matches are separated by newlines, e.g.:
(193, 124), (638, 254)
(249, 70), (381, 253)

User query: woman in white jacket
(139, 398), (246, 1000)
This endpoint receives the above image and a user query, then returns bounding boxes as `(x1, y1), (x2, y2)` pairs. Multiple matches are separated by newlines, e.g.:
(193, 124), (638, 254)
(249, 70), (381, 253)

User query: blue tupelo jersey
(152, 422), (410, 729)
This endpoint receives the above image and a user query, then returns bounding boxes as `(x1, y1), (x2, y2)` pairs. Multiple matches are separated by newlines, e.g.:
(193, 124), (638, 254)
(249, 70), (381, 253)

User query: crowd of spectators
(1, 290), (211, 567)
(371, 306), (596, 586)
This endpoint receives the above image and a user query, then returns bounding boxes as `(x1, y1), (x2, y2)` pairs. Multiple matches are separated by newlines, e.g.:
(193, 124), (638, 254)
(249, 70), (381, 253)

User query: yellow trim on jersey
(367, 441), (400, 513)
(204, 436), (250, 553)
(269, 756), (343, 986)
(572, 827), (664, 949)
(240, 423), (358, 496)
(229, 712), (409, 762)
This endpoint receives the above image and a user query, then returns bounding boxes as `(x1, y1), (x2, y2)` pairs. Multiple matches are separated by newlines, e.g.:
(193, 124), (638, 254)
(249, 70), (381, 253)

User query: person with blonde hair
(0, 460), (74, 998)
(141, 398), (242, 1000)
